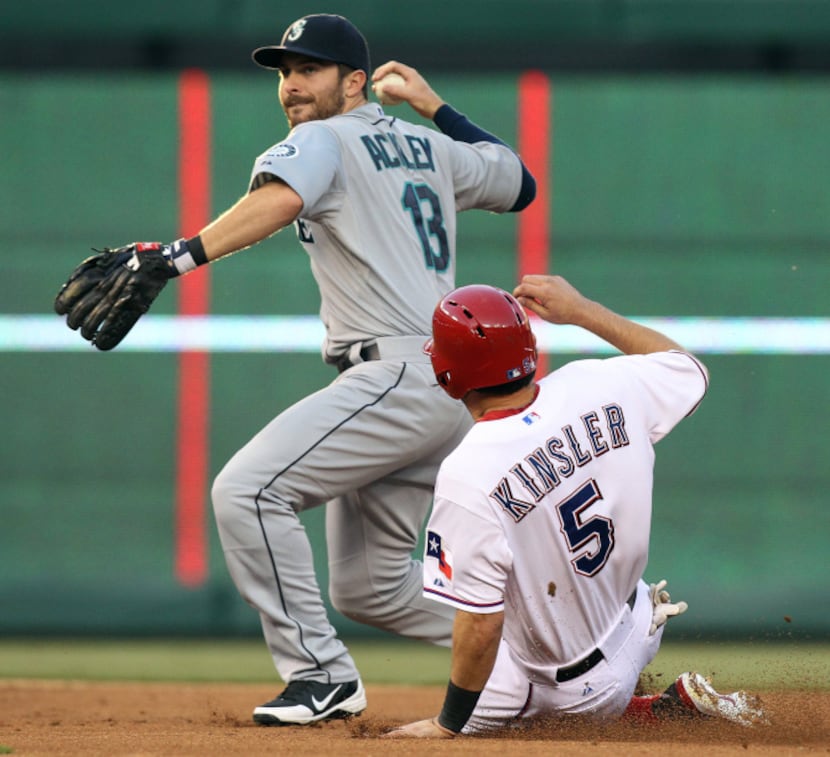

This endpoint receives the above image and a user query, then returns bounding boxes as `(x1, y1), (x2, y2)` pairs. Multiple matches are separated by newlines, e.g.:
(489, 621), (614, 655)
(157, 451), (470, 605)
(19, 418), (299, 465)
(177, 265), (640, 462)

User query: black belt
(555, 589), (637, 683)
(336, 343), (381, 373)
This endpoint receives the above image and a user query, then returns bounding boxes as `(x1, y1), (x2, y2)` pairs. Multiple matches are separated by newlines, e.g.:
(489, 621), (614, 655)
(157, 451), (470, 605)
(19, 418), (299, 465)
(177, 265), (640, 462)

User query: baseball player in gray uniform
(386, 276), (766, 738)
(54, 12), (533, 725)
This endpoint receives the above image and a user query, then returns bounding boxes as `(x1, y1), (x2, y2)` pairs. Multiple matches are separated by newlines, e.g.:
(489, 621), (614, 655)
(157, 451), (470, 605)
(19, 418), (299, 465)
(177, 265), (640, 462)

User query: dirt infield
(0, 680), (827, 755)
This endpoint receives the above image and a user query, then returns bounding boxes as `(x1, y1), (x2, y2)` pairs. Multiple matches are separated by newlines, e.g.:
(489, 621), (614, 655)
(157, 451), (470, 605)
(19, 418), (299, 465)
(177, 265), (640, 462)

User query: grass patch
(640, 639), (829, 691)
(0, 638), (450, 684)
(0, 638), (826, 690)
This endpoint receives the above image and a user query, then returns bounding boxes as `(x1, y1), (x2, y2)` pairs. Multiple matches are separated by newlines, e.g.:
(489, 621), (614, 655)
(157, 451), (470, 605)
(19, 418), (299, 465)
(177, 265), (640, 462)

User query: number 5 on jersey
(557, 479), (615, 577)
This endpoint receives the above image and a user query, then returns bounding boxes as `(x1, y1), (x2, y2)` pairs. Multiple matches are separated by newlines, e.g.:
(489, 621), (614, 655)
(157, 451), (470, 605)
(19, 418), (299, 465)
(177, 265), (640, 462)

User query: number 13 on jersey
(402, 182), (449, 272)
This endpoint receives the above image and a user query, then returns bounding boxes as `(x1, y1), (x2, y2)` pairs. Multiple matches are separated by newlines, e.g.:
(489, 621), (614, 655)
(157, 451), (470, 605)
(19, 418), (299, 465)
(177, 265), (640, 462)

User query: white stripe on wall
(1, 315), (828, 354)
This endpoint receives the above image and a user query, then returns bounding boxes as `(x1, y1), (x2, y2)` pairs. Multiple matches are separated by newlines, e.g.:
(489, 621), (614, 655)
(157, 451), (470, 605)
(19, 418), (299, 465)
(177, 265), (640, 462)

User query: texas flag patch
(426, 530), (453, 580)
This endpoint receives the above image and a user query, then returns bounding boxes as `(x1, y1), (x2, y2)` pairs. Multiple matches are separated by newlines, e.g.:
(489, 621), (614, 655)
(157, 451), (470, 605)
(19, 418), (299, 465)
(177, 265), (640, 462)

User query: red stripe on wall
(517, 71), (552, 375)
(175, 69), (211, 587)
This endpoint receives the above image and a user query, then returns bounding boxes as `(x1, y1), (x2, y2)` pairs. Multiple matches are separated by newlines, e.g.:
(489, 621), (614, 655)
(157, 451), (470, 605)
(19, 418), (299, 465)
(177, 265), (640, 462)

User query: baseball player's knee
(211, 466), (242, 529)
(329, 561), (385, 619)
(211, 461), (263, 526)
(328, 559), (416, 624)
(328, 567), (368, 618)
(212, 460), (305, 547)
(330, 586), (388, 627)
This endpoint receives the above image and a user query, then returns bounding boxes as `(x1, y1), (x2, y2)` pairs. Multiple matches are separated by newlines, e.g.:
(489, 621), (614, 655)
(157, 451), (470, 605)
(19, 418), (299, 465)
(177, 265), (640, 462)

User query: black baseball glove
(54, 242), (176, 350)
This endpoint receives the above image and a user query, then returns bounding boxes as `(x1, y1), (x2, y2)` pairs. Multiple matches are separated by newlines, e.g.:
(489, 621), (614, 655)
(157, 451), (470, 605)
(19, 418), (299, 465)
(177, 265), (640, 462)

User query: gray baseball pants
(212, 340), (470, 684)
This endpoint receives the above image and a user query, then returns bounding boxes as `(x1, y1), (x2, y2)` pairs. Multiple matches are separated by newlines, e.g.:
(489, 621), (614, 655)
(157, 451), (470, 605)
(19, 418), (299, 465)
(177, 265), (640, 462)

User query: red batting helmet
(424, 284), (537, 399)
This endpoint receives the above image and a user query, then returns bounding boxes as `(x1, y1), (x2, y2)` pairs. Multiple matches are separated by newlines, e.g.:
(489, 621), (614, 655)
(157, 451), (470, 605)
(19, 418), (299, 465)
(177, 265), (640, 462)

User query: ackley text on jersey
(490, 403), (630, 522)
(360, 133), (435, 172)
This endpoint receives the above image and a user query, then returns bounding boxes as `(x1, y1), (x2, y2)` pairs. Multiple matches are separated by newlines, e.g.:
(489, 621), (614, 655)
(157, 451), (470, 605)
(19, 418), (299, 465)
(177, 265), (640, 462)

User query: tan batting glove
(382, 717), (457, 739)
(649, 579), (688, 635)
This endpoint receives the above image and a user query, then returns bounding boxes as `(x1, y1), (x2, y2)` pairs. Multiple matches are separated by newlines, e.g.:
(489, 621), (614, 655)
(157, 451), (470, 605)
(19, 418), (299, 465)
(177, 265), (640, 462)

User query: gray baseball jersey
(249, 103), (522, 361)
(212, 102), (526, 690)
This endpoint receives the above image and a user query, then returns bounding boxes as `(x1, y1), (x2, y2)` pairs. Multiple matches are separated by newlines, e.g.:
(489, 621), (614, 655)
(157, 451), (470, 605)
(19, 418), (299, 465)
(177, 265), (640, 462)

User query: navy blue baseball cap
(252, 14), (370, 74)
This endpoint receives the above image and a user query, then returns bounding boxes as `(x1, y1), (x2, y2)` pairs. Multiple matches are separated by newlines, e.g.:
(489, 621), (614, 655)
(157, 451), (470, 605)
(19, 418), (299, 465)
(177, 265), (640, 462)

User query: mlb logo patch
(522, 411), (541, 425)
(426, 530), (453, 580)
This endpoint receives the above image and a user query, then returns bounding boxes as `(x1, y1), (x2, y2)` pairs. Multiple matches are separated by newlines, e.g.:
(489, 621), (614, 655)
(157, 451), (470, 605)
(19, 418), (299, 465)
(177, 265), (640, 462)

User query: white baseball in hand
(374, 73), (405, 105)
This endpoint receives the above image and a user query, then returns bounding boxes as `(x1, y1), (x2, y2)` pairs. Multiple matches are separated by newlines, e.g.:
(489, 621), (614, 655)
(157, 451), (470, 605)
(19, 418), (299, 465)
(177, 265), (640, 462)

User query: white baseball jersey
(249, 103), (523, 362)
(423, 350), (708, 685)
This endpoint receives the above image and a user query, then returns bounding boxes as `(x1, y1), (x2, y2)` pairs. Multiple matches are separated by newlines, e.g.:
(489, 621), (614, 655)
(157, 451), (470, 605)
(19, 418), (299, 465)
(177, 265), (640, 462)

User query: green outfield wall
(1, 72), (828, 639)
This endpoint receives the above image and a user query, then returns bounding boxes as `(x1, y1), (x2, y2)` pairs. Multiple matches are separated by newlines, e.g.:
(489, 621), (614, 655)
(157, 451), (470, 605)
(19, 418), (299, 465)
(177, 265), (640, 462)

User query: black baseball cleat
(253, 679), (367, 725)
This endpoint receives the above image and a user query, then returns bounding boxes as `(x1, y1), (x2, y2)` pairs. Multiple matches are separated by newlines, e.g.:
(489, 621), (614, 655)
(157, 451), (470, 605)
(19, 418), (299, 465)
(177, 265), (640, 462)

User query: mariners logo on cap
(287, 19), (306, 41)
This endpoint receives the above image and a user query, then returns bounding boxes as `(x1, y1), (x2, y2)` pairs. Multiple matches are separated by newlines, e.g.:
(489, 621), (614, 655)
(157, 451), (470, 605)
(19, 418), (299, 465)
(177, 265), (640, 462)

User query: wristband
(167, 235), (208, 275)
(436, 680), (481, 733)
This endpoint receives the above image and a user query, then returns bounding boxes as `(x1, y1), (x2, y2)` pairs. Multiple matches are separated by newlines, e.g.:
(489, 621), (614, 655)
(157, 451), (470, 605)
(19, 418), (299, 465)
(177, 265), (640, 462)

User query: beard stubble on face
(281, 86), (346, 128)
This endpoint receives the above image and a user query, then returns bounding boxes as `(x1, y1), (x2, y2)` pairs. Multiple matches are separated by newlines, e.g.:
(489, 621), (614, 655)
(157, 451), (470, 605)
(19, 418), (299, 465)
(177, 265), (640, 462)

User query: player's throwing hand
(371, 60), (446, 119)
